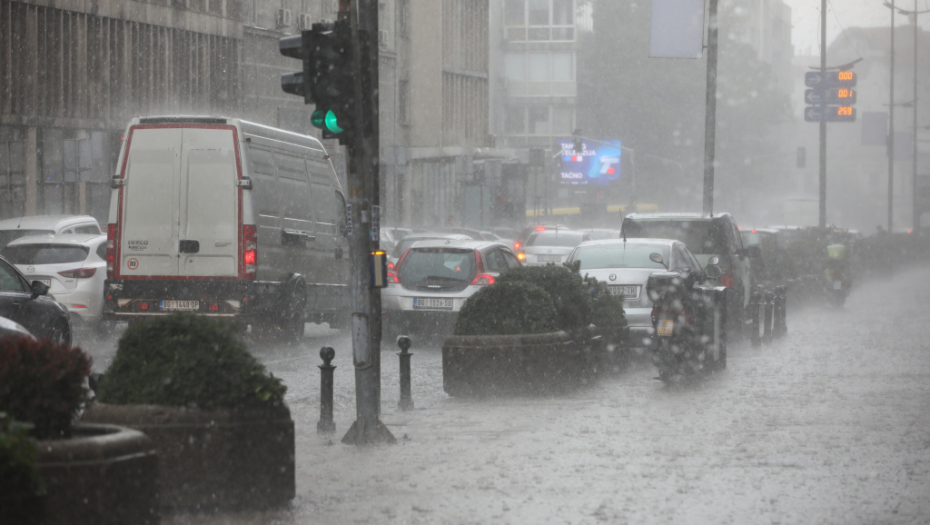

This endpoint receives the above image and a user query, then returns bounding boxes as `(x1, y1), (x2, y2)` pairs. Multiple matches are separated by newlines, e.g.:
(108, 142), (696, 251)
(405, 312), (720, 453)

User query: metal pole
(342, 0), (395, 445)
(819, 0), (827, 228)
(702, 0), (719, 216)
(317, 347), (336, 434)
(913, 3), (919, 233)
(397, 336), (413, 411)
(889, 0), (896, 232)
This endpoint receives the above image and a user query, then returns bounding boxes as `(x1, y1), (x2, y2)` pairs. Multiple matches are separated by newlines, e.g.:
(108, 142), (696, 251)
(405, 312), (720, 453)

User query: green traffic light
(311, 109), (344, 134)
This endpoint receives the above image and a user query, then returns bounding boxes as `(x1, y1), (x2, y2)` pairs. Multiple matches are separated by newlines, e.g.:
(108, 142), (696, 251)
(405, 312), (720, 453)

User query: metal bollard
(750, 287), (762, 348)
(317, 346), (336, 434)
(397, 336), (414, 411)
(778, 284), (789, 336)
(762, 290), (774, 344)
(772, 286), (785, 339)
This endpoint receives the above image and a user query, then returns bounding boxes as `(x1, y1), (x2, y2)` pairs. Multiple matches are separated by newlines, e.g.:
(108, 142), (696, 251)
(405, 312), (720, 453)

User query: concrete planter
(34, 423), (159, 525)
(442, 331), (601, 396)
(81, 403), (294, 513)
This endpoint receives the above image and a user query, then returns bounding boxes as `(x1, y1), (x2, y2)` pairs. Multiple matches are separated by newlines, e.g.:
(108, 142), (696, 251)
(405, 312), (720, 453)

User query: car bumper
(51, 286), (105, 323)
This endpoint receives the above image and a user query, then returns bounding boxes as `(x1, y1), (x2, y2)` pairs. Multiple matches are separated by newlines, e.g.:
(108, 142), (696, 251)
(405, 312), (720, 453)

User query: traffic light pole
(702, 0), (718, 216)
(819, 0), (827, 228)
(340, 0), (395, 446)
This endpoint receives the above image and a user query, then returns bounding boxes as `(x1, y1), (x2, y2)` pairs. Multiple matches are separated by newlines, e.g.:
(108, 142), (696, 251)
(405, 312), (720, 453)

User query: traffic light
(280, 20), (367, 145)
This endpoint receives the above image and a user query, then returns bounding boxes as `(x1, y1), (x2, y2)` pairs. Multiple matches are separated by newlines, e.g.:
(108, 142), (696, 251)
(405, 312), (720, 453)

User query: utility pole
(341, 0), (395, 445)
(819, 0), (827, 228)
(702, 0), (719, 216)
(889, 0), (896, 232)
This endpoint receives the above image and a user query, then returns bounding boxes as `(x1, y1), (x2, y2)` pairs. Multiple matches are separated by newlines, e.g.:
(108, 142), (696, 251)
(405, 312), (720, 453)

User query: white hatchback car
(519, 230), (591, 266)
(382, 239), (522, 337)
(0, 215), (101, 248)
(1, 234), (108, 328)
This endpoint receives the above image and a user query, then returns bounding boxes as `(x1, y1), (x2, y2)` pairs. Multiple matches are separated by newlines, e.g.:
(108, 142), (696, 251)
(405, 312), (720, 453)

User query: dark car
(621, 213), (757, 337)
(0, 254), (71, 345)
(739, 228), (793, 282)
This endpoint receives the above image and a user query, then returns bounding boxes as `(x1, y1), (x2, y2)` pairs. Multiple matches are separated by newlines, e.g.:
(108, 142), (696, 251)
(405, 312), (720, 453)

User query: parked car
(1, 234), (108, 329)
(621, 213), (757, 337)
(0, 215), (101, 248)
(566, 238), (705, 352)
(382, 239), (522, 337)
(102, 116), (349, 339)
(0, 315), (34, 340)
(0, 254), (71, 344)
(519, 230), (592, 266)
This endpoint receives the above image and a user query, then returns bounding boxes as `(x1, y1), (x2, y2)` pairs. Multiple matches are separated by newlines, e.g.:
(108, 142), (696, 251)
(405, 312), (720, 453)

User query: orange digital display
(837, 106), (853, 116)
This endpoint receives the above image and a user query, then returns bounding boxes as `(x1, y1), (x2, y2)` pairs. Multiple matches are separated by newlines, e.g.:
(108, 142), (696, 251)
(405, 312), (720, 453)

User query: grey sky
(782, 0), (930, 56)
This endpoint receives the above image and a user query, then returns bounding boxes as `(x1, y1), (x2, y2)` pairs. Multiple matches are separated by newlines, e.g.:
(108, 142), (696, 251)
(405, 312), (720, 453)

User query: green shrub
(0, 412), (44, 497)
(98, 313), (286, 410)
(583, 272), (627, 335)
(497, 263), (593, 337)
(0, 337), (91, 439)
(453, 281), (558, 336)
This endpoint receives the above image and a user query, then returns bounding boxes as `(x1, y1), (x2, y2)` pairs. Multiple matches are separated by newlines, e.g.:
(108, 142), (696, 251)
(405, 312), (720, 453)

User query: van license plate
(413, 298), (453, 310)
(160, 300), (199, 311)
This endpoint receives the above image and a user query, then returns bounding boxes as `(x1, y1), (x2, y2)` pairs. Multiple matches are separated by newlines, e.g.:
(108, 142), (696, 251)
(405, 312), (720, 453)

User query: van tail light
(59, 267), (97, 279)
(243, 225), (257, 279)
(106, 223), (117, 278)
(720, 272), (734, 289)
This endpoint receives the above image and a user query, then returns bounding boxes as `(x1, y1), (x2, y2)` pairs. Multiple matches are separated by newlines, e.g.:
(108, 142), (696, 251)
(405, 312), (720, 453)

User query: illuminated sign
(804, 105), (856, 123)
(805, 88), (857, 105)
(805, 71), (857, 88)
(556, 139), (622, 186)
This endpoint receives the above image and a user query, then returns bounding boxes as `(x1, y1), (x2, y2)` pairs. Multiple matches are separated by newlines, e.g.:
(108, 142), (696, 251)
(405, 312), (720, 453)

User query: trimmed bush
(583, 272), (627, 335)
(0, 337), (91, 439)
(0, 412), (44, 497)
(497, 263), (593, 337)
(453, 281), (558, 336)
(97, 313), (286, 410)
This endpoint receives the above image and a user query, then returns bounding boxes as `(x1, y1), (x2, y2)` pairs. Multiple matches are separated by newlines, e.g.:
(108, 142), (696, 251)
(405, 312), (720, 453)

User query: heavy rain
(1, 0), (929, 524)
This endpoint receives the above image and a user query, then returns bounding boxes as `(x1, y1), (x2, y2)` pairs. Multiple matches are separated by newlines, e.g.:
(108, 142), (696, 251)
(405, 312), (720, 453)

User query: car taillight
(106, 223), (117, 277)
(517, 252), (526, 261)
(832, 271), (842, 280)
(471, 274), (495, 285)
(535, 226), (545, 231)
(243, 225), (257, 279)
(59, 267), (97, 279)
(720, 272), (734, 289)
(514, 241), (522, 251)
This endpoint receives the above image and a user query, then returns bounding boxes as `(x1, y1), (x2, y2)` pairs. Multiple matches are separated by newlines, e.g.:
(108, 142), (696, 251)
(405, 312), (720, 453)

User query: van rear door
(119, 125), (240, 279)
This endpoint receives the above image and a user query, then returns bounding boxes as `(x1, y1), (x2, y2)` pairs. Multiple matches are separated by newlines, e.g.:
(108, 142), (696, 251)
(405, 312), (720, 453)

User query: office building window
(504, 0), (574, 41)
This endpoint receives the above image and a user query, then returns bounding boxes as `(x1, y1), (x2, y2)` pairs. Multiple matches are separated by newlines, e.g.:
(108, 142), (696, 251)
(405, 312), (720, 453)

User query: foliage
(0, 412), (44, 497)
(453, 281), (558, 336)
(583, 272), (628, 336)
(0, 337), (91, 440)
(98, 313), (286, 410)
(497, 263), (594, 338)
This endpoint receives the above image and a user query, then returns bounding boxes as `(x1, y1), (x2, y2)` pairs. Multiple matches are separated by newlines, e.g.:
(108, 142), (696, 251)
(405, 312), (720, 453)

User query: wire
(761, 0), (790, 26)
(826, 0), (865, 59)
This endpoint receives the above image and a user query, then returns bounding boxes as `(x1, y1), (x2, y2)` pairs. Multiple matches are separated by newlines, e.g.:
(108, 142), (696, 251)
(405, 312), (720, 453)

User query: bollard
(778, 284), (789, 336)
(317, 346), (336, 434)
(762, 290), (774, 344)
(773, 286), (786, 339)
(397, 336), (414, 411)
(750, 287), (762, 348)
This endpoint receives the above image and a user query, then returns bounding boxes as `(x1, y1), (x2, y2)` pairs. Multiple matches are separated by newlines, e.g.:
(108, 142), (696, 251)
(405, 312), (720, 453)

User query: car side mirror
(704, 265), (724, 279)
(31, 280), (50, 299)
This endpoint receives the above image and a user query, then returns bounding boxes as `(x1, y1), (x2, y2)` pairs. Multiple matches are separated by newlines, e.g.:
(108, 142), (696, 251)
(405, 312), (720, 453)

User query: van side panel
(119, 129), (182, 277)
(178, 129), (239, 277)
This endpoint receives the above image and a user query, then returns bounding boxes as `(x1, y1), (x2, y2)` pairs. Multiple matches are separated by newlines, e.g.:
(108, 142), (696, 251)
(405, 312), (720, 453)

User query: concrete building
(0, 0), (242, 225)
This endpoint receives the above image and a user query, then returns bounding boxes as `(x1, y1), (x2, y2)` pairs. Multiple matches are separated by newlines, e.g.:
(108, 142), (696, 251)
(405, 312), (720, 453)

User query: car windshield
(392, 236), (447, 259)
(398, 248), (476, 285)
(572, 245), (669, 270)
(1, 244), (90, 265)
(0, 229), (54, 247)
(623, 220), (727, 254)
(526, 231), (584, 247)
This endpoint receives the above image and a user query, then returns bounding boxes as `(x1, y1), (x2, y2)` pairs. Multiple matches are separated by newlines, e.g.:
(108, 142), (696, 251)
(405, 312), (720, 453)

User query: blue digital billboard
(557, 139), (622, 186)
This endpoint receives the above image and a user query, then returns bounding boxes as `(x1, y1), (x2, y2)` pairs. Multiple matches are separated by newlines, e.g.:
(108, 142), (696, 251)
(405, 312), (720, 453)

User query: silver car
(382, 239), (522, 337)
(565, 238), (706, 352)
(519, 230), (591, 266)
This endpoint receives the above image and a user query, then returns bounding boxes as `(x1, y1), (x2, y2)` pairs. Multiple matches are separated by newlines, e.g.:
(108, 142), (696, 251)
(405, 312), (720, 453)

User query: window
(504, 0), (574, 41)
(0, 260), (28, 293)
(551, 52), (573, 81)
(527, 53), (549, 82)
(505, 107), (526, 134)
(528, 107), (549, 135)
(528, 0), (549, 25)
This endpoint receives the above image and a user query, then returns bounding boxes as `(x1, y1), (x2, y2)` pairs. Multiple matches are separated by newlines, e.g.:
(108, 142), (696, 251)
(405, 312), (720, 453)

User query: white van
(103, 116), (349, 337)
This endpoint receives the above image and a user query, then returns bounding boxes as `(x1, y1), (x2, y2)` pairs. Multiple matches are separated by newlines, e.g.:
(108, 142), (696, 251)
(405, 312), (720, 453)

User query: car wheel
(49, 319), (72, 347)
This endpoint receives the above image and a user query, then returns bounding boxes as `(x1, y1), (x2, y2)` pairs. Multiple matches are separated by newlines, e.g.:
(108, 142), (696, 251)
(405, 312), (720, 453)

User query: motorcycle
(647, 257), (726, 385)
(823, 243), (852, 307)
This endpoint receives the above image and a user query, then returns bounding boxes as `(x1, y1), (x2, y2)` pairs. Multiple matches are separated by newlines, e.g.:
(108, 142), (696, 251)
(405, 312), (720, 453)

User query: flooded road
(79, 266), (930, 524)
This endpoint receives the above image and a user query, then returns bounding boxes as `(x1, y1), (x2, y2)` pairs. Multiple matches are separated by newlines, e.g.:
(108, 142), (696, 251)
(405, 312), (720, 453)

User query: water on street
(78, 266), (930, 524)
